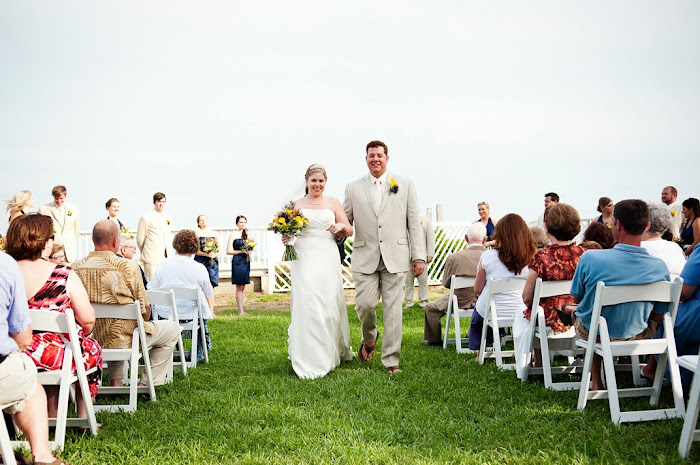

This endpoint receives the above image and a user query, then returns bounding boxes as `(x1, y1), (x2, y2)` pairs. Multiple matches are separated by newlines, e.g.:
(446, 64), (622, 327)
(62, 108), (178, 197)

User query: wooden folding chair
(146, 289), (187, 382)
(522, 279), (583, 390)
(577, 279), (686, 424)
(93, 301), (156, 413)
(678, 350), (700, 458)
(155, 287), (209, 368)
(478, 277), (527, 370)
(442, 276), (476, 353)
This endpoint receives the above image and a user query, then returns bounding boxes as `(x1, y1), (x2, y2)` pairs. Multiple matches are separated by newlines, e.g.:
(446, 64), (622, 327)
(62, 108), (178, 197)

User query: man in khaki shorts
(1, 252), (64, 465)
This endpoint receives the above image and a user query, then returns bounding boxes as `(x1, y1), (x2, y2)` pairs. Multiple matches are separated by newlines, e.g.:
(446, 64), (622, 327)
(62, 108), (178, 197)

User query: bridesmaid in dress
(105, 197), (129, 236)
(226, 215), (251, 316)
(194, 214), (221, 290)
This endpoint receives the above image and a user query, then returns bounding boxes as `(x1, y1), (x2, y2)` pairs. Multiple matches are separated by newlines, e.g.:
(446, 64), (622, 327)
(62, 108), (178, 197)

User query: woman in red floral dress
(6, 214), (102, 420)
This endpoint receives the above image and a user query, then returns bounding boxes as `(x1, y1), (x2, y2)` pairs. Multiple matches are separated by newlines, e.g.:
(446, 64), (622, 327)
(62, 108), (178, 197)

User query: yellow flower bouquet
(267, 201), (308, 261)
(201, 237), (220, 265)
(240, 238), (256, 263)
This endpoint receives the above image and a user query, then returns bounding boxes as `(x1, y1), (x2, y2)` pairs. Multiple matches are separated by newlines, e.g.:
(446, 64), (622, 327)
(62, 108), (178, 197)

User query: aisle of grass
(60, 305), (696, 464)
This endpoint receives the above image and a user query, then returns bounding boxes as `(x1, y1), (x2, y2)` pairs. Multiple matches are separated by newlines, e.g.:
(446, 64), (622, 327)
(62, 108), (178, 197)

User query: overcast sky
(1, 1), (698, 233)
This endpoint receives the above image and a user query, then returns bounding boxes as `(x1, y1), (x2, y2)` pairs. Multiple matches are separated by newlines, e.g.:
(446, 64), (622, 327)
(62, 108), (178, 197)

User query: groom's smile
(366, 147), (389, 177)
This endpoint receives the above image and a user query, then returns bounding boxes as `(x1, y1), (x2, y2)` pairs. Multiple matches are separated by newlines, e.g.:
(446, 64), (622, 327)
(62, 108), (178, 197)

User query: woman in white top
(468, 214), (536, 356)
(149, 229), (214, 362)
(641, 203), (686, 277)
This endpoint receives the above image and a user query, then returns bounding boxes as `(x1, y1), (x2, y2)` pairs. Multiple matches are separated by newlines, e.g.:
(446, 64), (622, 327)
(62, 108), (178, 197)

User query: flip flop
(35, 458), (73, 465)
(358, 333), (379, 362)
(387, 366), (403, 374)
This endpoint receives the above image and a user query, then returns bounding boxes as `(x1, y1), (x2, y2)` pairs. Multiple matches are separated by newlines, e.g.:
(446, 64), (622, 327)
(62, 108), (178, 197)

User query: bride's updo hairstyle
(304, 164), (327, 195)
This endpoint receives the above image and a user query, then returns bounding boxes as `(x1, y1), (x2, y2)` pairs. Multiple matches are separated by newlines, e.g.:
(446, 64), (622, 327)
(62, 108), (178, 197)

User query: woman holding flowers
(226, 215), (251, 316)
(105, 197), (130, 236)
(282, 164), (355, 379)
(194, 214), (221, 290)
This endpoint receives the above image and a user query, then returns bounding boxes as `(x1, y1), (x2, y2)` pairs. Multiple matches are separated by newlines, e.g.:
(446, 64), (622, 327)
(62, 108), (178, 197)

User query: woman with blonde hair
(6, 190), (34, 223)
(476, 201), (495, 246)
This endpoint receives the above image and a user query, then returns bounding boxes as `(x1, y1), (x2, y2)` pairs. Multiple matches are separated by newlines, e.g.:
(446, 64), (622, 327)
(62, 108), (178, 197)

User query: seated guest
(567, 199), (670, 390)
(529, 226), (549, 249)
(73, 220), (179, 387)
(579, 241), (602, 250)
(6, 190), (34, 224)
(582, 221), (615, 249)
(642, 203), (687, 277)
(680, 198), (700, 257)
(422, 222), (487, 346)
(468, 214), (536, 356)
(5, 214), (102, 420)
(48, 243), (66, 265)
(515, 204), (584, 379)
(0, 253), (67, 465)
(671, 249), (700, 387)
(117, 234), (147, 288)
(148, 230), (214, 362)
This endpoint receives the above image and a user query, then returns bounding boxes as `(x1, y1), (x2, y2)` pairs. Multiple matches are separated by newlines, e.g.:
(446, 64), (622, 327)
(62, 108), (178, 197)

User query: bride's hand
(328, 223), (346, 236)
(282, 234), (291, 245)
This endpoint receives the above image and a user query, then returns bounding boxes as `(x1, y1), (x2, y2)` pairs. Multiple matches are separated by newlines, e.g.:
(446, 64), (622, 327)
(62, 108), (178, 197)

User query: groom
(343, 140), (426, 374)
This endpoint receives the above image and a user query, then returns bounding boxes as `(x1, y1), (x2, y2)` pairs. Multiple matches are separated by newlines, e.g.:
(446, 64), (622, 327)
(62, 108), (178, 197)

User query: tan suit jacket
(442, 244), (486, 309)
(136, 210), (172, 266)
(38, 201), (80, 262)
(413, 217), (435, 261)
(343, 172), (425, 273)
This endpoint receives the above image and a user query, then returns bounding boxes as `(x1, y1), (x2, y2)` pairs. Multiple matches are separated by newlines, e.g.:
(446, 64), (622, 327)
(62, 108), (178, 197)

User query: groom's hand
(411, 261), (425, 277)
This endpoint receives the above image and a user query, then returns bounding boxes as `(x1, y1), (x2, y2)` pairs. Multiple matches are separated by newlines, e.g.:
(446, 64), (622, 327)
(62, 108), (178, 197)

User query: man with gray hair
(118, 234), (148, 288)
(642, 203), (687, 277)
(422, 222), (487, 345)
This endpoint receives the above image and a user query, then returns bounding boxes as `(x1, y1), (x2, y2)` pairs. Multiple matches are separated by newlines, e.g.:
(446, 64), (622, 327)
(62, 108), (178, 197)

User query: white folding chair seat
(155, 287), (209, 368)
(93, 301), (156, 413)
(478, 277), (527, 370)
(522, 279), (584, 391)
(678, 353), (700, 458)
(577, 279), (686, 424)
(146, 289), (187, 383)
(442, 276), (476, 353)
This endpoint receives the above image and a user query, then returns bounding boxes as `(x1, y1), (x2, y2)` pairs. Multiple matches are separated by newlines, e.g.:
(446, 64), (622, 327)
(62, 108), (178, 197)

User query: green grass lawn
(58, 304), (697, 464)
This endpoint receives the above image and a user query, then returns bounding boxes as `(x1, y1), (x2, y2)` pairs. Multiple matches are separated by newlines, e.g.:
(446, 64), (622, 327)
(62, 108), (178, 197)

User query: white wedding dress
(288, 208), (354, 379)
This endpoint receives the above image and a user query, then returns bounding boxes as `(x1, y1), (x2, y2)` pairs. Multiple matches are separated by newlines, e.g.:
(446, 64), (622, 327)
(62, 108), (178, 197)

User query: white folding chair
(93, 301), (156, 413)
(678, 351), (700, 458)
(442, 276), (476, 353)
(577, 279), (686, 424)
(1, 407), (18, 465)
(146, 289), (187, 382)
(156, 287), (209, 368)
(522, 279), (583, 391)
(478, 277), (527, 370)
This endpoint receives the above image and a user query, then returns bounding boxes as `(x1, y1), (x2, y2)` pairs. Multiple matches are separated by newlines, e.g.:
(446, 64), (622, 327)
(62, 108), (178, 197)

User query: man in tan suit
(423, 222), (487, 345)
(136, 192), (173, 281)
(37, 185), (80, 263)
(343, 140), (426, 374)
(404, 216), (436, 308)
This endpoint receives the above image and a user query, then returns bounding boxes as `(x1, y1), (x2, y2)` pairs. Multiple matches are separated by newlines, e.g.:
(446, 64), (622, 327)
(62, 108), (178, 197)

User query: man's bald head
(92, 219), (120, 252)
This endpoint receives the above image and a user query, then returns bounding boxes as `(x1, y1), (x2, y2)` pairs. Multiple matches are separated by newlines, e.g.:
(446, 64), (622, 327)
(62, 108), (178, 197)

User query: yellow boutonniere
(67, 210), (73, 216)
(388, 178), (399, 195)
(167, 219), (171, 225)
(53, 225), (57, 234)
(672, 210), (677, 217)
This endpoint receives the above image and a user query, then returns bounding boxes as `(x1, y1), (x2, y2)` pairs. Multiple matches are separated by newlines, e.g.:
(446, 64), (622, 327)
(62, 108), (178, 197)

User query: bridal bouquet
(201, 237), (220, 265)
(268, 201), (308, 261)
(240, 238), (256, 263)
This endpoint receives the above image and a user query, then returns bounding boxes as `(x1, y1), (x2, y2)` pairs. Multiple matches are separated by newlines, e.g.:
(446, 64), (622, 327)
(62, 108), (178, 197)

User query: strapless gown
(288, 209), (354, 379)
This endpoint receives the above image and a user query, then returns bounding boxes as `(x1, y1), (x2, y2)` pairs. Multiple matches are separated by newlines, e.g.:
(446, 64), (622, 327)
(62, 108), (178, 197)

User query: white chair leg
(190, 320), (199, 369)
(454, 312), (463, 353)
(0, 410), (18, 465)
(443, 307), (452, 349)
(680, 366), (700, 458)
(199, 314), (209, 364)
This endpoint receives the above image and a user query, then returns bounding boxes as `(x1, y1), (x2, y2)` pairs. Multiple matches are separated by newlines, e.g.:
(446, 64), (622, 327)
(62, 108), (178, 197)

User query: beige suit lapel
(362, 176), (380, 217)
(51, 204), (66, 230)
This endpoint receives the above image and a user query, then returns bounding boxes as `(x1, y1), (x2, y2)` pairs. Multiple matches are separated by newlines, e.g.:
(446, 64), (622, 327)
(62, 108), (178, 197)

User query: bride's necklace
(305, 195), (323, 205)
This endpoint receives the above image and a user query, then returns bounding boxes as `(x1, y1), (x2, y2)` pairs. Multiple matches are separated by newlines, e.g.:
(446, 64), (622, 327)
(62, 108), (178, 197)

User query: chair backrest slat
(92, 301), (141, 320)
(451, 276), (475, 290)
(597, 281), (676, 306)
(29, 309), (71, 333)
(489, 276), (527, 293)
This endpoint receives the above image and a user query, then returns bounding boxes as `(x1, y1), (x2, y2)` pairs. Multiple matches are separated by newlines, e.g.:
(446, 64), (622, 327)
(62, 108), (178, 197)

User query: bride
(283, 164), (355, 379)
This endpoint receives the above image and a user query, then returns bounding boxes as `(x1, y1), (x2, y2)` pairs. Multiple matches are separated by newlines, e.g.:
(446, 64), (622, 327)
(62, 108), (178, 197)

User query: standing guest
(5, 214), (102, 419)
(48, 244), (66, 265)
(594, 197), (614, 227)
(0, 252), (66, 465)
(404, 217), (435, 308)
(582, 221), (615, 249)
(476, 201), (496, 246)
(38, 185), (80, 263)
(105, 198), (129, 236)
(536, 192), (560, 228)
(6, 190), (34, 224)
(468, 214), (535, 356)
(422, 222), (487, 346)
(566, 199), (670, 391)
(136, 192), (172, 281)
(680, 198), (700, 257)
(343, 140), (426, 374)
(148, 230), (214, 363)
(641, 204), (687, 277)
(194, 214), (220, 289)
(73, 220), (179, 387)
(118, 235), (147, 288)
(661, 185), (683, 241)
(226, 215), (251, 316)
(516, 204), (584, 379)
